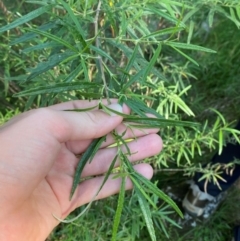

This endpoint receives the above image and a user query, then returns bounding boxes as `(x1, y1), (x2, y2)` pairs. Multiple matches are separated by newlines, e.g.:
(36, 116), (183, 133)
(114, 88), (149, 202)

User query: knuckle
(84, 111), (101, 137)
(82, 109), (121, 138)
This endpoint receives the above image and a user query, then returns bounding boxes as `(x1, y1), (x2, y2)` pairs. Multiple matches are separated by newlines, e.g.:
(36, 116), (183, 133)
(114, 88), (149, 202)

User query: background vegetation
(1, 0), (240, 240)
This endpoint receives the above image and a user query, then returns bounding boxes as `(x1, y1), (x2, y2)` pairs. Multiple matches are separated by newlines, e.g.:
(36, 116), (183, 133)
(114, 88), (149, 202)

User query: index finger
(48, 99), (118, 111)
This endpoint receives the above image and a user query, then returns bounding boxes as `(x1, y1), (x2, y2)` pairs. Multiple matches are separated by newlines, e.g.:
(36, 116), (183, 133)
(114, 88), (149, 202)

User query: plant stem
(0, 0), (9, 16)
(94, 0), (110, 104)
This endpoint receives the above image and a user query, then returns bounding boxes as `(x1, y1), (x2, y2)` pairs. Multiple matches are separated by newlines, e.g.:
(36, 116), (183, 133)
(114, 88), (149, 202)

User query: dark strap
(234, 226), (240, 241)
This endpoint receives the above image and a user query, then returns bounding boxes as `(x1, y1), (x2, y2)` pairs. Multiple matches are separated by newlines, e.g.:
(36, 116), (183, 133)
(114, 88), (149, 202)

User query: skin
(0, 100), (162, 241)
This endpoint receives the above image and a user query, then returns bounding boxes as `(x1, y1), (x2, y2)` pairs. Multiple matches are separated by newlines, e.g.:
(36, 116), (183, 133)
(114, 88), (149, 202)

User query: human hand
(0, 100), (162, 241)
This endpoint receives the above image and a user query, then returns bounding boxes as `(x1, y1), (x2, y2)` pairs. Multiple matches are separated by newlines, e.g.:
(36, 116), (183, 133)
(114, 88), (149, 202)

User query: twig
(0, 0), (21, 35)
(94, 0), (110, 104)
(154, 168), (185, 174)
(0, 0), (9, 16)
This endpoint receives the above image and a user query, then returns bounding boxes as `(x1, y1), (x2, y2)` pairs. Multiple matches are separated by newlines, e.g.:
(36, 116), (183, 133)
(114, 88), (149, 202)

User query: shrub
(1, 0), (240, 240)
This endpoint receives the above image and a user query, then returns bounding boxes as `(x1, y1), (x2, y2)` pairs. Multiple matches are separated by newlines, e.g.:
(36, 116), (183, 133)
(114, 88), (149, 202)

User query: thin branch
(154, 168), (185, 174)
(0, 0), (10, 16)
(94, 0), (110, 104)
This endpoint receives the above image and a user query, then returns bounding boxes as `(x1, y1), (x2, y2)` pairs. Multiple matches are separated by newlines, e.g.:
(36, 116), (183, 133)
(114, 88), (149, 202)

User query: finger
(55, 134), (162, 177)
(39, 103), (130, 142)
(71, 163), (153, 211)
(102, 125), (159, 148)
(1, 103), (127, 157)
(66, 122), (159, 155)
(80, 134), (162, 178)
(48, 99), (118, 111)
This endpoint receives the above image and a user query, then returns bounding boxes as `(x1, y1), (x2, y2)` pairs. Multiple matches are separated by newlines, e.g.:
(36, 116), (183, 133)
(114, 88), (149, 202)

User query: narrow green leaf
(218, 129), (223, 155)
(117, 135), (131, 156)
(14, 82), (102, 97)
(121, 68), (145, 91)
(58, 0), (84, 36)
(77, 92), (102, 98)
(208, 9), (215, 27)
(121, 155), (157, 209)
(156, 207), (182, 228)
(5, 75), (28, 82)
(157, 219), (169, 238)
(123, 98), (163, 118)
(101, 104), (199, 128)
(90, 46), (117, 64)
(64, 105), (98, 112)
(127, 26), (139, 40)
(182, 7), (200, 23)
(133, 172), (183, 217)
(64, 62), (82, 82)
(107, 130), (130, 151)
(213, 117), (220, 132)
(126, 92), (157, 101)
(236, 7), (240, 21)
(224, 128), (240, 140)
(11, 21), (58, 45)
(210, 108), (226, 125)
(22, 42), (62, 53)
(135, 20), (151, 40)
(165, 42), (216, 53)
(25, 28), (78, 52)
(130, 175), (157, 209)
(89, 136), (106, 163)
(123, 117), (199, 128)
(107, 39), (131, 53)
(135, 188), (156, 241)
(142, 27), (184, 39)
(171, 94), (195, 116)
(57, 53), (80, 65)
(103, 1), (118, 37)
(24, 95), (37, 111)
(187, 20), (194, 44)
(158, 0), (192, 8)
(106, 39), (137, 67)
(100, 104), (131, 118)
(70, 137), (104, 199)
(111, 177), (126, 241)
(24, 1), (51, 5)
(215, 6), (239, 27)
(169, 46), (199, 66)
(230, 7), (240, 27)
(0, 5), (53, 33)
(161, 2), (176, 18)
(121, 44), (140, 84)
(196, 142), (202, 156)
(142, 44), (162, 82)
(26, 52), (76, 81)
(80, 57), (90, 82)
(136, 58), (167, 81)
(96, 155), (118, 196)
(119, 11), (127, 37)
(144, 6), (185, 27)
(124, 99), (147, 117)
(58, 0), (87, 47)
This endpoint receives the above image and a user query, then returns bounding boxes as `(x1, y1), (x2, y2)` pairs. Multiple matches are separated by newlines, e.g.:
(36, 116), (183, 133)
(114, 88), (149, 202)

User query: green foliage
(0, 108), (20, 125)
(70, 136), (107, 199)
(1, 0), (240, 240)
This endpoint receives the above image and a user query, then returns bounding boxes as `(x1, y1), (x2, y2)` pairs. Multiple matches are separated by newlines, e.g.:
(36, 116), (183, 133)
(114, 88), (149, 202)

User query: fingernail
(107, 103), (123, 116)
